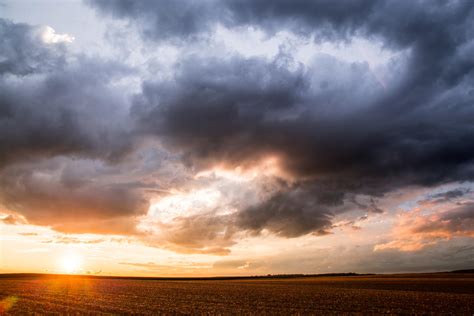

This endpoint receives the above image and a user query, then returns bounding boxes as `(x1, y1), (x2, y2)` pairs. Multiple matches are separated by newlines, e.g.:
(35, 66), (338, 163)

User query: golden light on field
(59, 252), (83, 274)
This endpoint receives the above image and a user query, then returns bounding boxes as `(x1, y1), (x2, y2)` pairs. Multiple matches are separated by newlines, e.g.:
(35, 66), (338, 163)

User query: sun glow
(195, 155), (283, 182)
(59, 253), (84, 274)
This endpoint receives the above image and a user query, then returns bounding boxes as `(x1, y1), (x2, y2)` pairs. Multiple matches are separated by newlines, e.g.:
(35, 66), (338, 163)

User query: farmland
(0, 273), (473, 314)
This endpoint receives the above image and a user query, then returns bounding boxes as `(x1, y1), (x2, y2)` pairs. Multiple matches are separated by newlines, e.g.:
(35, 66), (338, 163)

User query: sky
(0, 0), (474, 277)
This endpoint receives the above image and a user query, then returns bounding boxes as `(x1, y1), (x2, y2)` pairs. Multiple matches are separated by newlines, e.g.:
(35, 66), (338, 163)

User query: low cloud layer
(376, 201), (474, 252)
(0, 158), (148, 234)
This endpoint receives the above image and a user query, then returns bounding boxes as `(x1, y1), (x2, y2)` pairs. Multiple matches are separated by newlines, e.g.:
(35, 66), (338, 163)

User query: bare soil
(0, 273), (473, 314)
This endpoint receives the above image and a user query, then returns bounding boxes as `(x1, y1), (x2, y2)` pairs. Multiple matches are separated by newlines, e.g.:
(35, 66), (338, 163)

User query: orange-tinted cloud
(0, 158), (150, 235)
(144, 213), (236, 255)
(375, 202), (474, 252)
(1, 214), (26, 225)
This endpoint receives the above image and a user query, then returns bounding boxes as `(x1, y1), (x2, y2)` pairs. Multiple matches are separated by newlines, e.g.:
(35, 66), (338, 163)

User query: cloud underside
(375, 201), (474, 252)
(1, 0), (474, 254)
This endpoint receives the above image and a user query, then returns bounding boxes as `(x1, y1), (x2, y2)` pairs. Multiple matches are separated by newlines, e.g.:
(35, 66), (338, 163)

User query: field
(1, 273), (473, 314)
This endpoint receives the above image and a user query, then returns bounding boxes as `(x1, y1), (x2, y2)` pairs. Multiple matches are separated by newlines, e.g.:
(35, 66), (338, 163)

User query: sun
(59, 253), (83, 274)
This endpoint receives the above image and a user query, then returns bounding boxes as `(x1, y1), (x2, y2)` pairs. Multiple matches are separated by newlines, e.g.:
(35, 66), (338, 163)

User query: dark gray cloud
(88, 0), (217, 42)
(425, 188), (471, 204)
(0, 57), (135, 168)
(3, 0), (474, 251)
(0, 157), (149, 234)
(130, 48), (474, 237)
(0, 18), (150, 234)
(98, 0), (474, 239)
(86, 0), (381, 43)
(0, 19), (67, 75)
(88, 0), (474, 55)
(0, 24), (136, 183)
(132, 55), (308, 171)
(236, 185), (334, 238)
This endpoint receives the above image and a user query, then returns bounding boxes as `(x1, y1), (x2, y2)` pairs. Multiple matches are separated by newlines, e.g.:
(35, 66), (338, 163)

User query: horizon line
(1, 269), (473, 281)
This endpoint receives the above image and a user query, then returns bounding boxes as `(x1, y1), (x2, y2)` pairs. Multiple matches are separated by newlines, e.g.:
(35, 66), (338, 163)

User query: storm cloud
(96, 0), (474, 179)
(0, 19), (136, 168)
(0, 19), (67, 75)
(129, 48), (474, 238)
(2, 0), (474, 254)
(0, 158), (149, 234)
(0, 18), (148, 234)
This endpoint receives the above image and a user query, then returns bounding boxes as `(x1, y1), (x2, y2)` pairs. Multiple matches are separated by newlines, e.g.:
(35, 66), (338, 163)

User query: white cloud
(39, 25), (74, 44)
